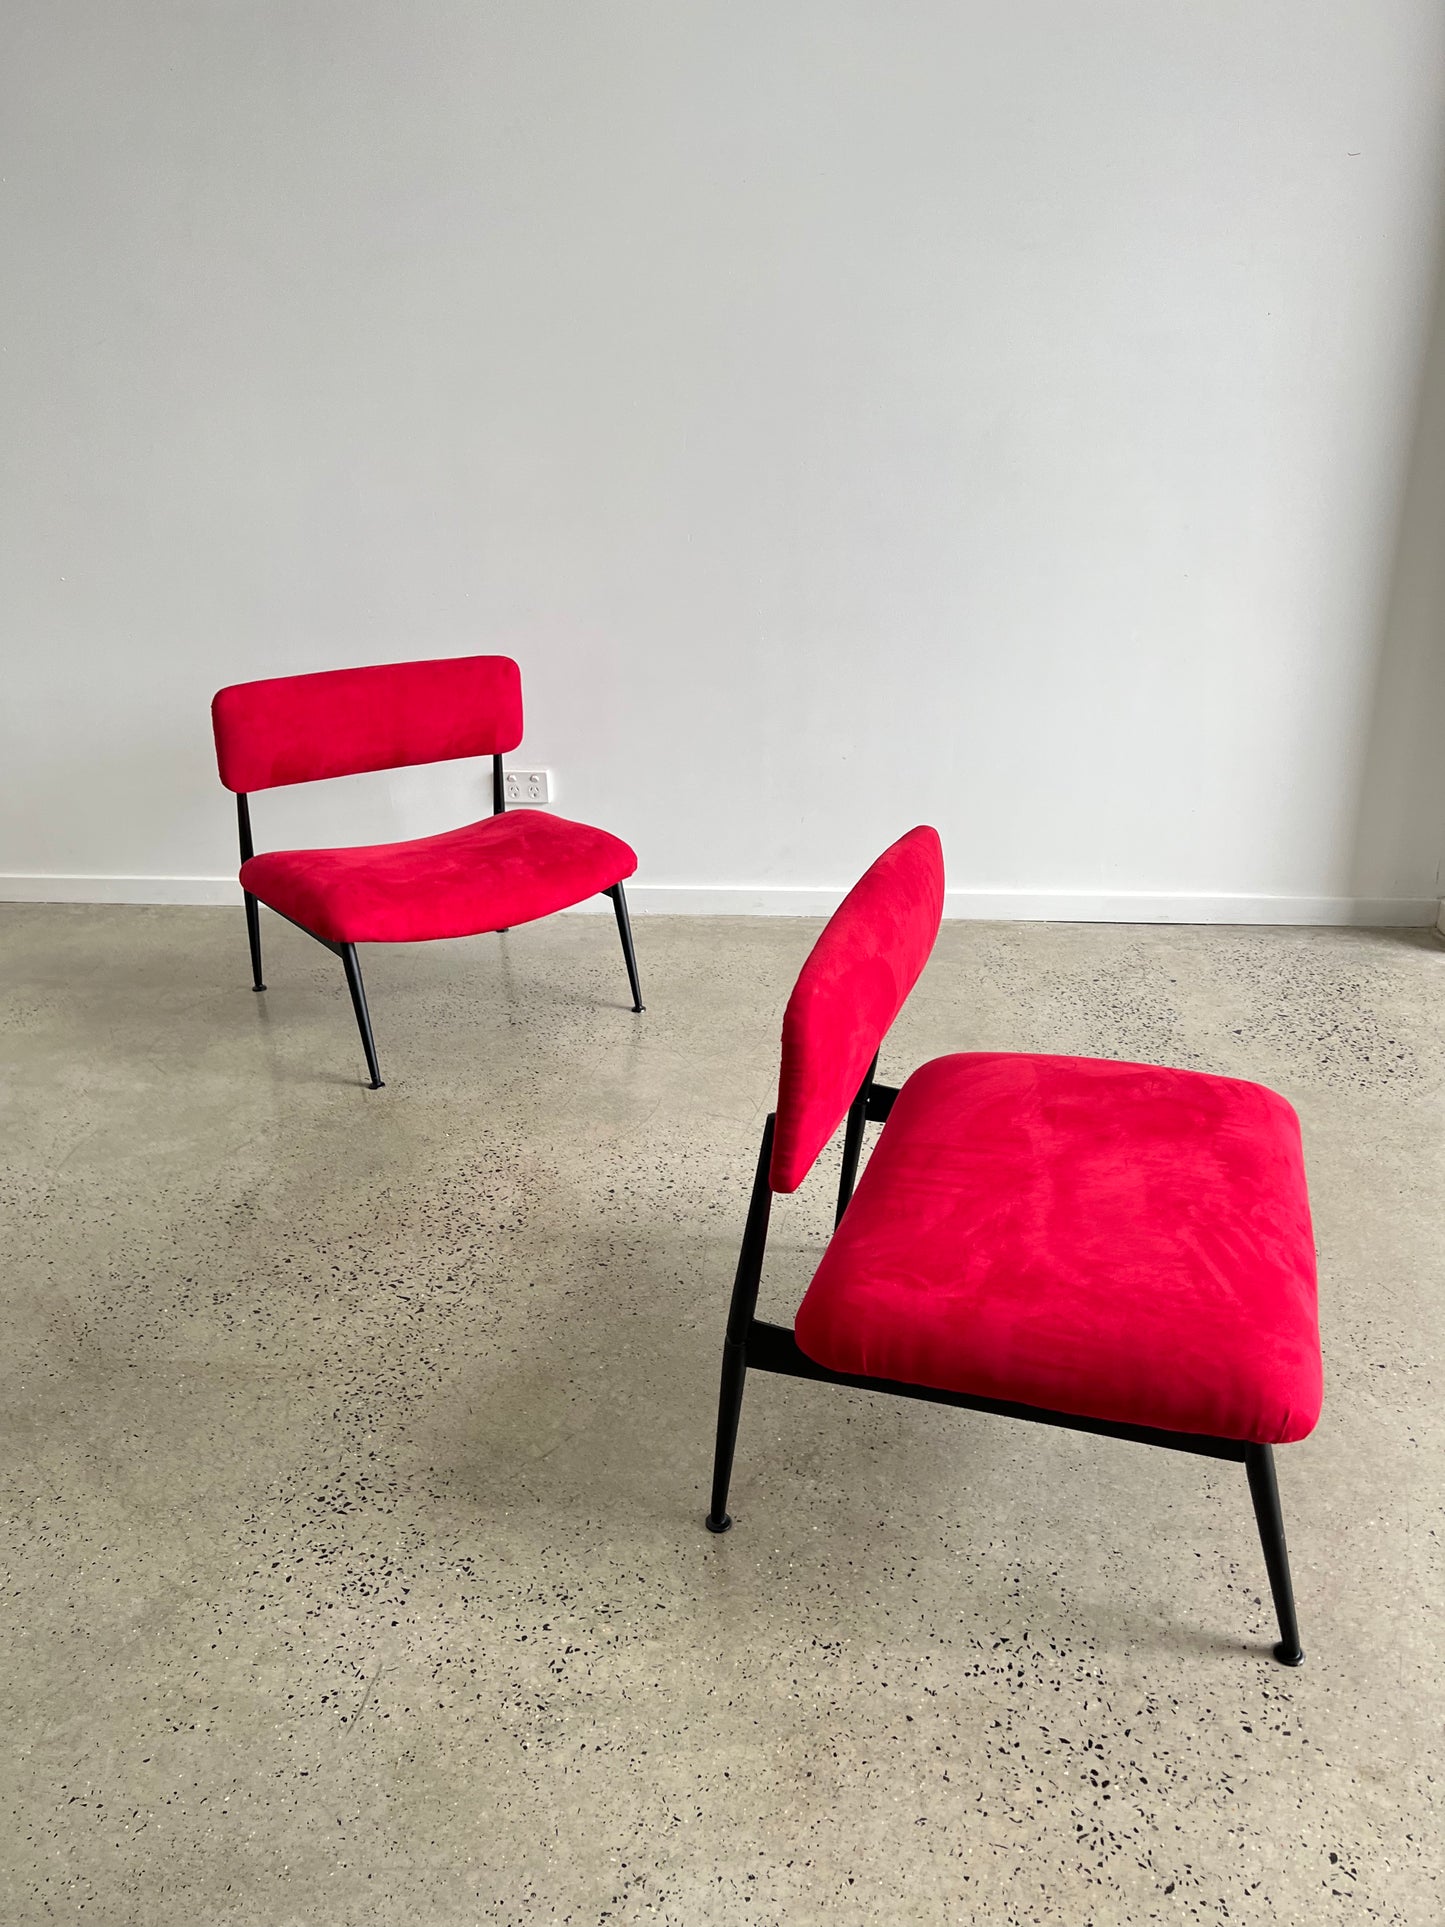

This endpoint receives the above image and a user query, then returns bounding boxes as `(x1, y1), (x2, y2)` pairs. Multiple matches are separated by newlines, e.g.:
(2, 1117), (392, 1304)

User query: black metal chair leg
(706, 1339), (747, 1532)
(340, 943), (385, 1090)
(1246, 1443), (1304, 1665)
(705, 1117), (775, 1534)
(244, 891), (266, 991)
(608, 883), (644, 1012)
(834, 1053), (878, 1228)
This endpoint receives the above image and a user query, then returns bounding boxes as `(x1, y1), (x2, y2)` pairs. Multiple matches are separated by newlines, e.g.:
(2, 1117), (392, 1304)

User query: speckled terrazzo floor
(2, 905), (1442, 1926)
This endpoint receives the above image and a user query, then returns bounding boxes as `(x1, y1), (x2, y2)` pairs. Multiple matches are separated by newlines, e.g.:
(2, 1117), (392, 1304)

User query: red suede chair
(705, 827), (1322, 1665)
(211, 655), (642, 1087)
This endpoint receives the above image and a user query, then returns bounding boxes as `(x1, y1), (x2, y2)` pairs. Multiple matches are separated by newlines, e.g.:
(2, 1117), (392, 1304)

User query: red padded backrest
(211, 655), (524, 793)
(770, 826), (945, 1193)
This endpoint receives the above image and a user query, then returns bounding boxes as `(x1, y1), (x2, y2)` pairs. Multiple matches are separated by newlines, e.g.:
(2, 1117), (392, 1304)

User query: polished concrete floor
(2, 904), (1442, 1925)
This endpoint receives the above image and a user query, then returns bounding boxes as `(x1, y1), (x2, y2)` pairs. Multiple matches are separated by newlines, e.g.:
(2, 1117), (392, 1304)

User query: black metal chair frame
(236, 753), (644, 1089)
(705, 1056), (1307, 1666)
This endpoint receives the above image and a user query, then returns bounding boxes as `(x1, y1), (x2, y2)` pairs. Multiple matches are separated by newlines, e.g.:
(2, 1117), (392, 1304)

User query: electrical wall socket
(502, 769), (552, 806)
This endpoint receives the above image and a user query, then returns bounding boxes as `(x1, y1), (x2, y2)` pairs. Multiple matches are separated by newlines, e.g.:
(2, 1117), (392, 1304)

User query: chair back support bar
(770, 825), (944, 1193)
(212, 654), (524, 793)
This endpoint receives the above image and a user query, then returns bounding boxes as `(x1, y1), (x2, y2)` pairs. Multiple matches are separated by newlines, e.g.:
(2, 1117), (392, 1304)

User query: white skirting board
(623, 885), (1440, 925)
(0, 874), (1438, 926)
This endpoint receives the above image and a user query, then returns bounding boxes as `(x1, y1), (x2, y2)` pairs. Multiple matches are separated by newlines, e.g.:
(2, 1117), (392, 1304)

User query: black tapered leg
(244, 891), (266, 992)
(706, 1339), (749, 1533)
(340, 943), (384, 1090)
(705, 1117), (775, 1533)
(608, 883), (644, 1012)
(1246, 1443), (1304, 1665)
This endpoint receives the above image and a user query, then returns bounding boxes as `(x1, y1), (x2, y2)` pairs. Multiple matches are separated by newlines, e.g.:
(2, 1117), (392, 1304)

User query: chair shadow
(430, 1268), (1291, 1674)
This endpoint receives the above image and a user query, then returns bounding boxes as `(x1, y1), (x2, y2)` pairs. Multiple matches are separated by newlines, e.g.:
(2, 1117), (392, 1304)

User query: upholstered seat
(794, 1051), (1321, 1444)
(242, 810), (638, 946)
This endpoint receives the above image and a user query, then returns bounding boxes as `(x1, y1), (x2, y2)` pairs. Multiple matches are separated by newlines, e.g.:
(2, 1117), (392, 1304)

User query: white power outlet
(502, 769), (552, 806)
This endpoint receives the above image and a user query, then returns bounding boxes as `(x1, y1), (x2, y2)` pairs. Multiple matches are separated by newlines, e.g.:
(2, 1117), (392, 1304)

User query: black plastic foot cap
(367, 1080), (385, 1091)
(633, 1002), (645, 1014)
(1273, 1642), (1305, 1667)
(704, 1513), (732, 1534)
(252, 983), (267, 993)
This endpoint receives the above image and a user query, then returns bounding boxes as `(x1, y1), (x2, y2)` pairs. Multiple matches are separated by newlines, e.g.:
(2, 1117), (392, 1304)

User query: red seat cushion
(241, 811), (637, 944)
(793, 1053), (1321, 1445)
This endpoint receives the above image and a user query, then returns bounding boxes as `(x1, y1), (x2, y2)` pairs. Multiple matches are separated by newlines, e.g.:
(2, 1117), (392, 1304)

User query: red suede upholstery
(793, 1052), (1322, 1444)
(241, 811), (637, 944)
(212, 656), (523, 793)
(770, 827), (944, 1193)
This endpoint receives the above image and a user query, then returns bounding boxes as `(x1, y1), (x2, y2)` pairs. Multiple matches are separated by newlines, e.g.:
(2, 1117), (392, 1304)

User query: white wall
(4, 1), (1445, 920)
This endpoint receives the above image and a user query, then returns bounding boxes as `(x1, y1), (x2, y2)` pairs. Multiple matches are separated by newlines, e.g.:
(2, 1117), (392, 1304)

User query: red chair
(705, 827), (1322, 1665)
(211, 655), (643, 1087)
